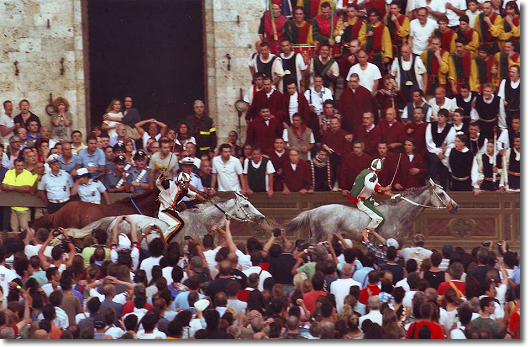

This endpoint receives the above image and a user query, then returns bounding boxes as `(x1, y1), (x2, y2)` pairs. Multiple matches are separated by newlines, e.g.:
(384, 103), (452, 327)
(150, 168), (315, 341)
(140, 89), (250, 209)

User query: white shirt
(24, 244), (52, 258)
(38, 306), (69, 329)
(346, 63), (382, 92)
(304, 87), (333, 116)
(77, 179), (106, 204)
(409, 18), (438, 55)
(279, 52), (308, 92)
(103, 112), (123, 138)
(427, 97), (458, 122)
(288, 92), (299, 121)
(203, 246), (221, 269)
(390, 56), (427, 91)
(0, 113), (14, 145)
(105, 326), (125, 339)
(415, 0), (446, 20)
(243, 158), (276, 191)
(243, 266), (272, 291)
(466, 9), (482, 28)
(426, 123), (456, 155)
(137, 329), (167, 339)
(330, 278), (362, 313)
(38, 169), (73, 201)
(142, 132), (161, 150)
(212, 155), (243, 192)
(248, 53), (285, 79)
(395, 278), (410, 292)
(401, 99), (433, 121)
(236, 250), (252, 271)
(88, 289), (127, 305)
(470, 94), (507, 129)
(359, 309), (383, 328)
(496, 129), (514, 150)
(403, 290), (417, 307)
(140, 255), (163, 283)
(445, 0), (467, 26)
(0, 266), (18, 309)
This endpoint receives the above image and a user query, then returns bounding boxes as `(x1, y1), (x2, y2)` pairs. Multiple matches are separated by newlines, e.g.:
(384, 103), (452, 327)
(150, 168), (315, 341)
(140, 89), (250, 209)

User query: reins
(392, 185), (449, 209)
(211, 194), (254, 223)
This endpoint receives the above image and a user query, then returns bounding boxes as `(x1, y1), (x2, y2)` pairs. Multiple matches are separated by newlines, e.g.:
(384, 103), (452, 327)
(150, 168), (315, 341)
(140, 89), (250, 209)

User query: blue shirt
(172, 291), (204, 310)
(513, 266), (520, 284)
(76, 148), (105, 176)
(77, 179), (106, 203)
(127, 167), (150, 194)
(352, 267), (374, 288)
(59, 154), (78, 173)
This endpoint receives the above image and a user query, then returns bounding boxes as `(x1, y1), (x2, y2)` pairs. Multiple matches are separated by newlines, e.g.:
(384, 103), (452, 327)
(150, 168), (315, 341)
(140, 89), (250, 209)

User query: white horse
(65, 192), (265, 246)
(283, 179), (459, 244)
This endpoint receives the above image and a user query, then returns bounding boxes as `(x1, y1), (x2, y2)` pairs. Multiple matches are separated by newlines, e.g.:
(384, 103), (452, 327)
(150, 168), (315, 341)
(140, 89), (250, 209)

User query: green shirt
(81, 246), (111, 267)
(297, 262), (316, 279)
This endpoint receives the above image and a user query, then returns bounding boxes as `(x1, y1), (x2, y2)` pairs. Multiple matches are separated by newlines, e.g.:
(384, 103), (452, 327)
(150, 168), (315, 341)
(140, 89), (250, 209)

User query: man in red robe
(405, 108), (428, 157)
(297, 0), (324, 20)
(269, 138), (289, 191)
(247, 76), (285, 122)
(338, 140), (372, 192)
(376, 141), (399, 187)
(394, 139), (427, 190)
(338, 73), (378, 133)
(282, 149), (312, 194)
(246, 105), (283, 156)
(353, 111), (381, 156)
(281, 81), (311, 127)
(322, 117), (352, 188)
(259, 0), (288, 54)
(378, 108), (406, 154)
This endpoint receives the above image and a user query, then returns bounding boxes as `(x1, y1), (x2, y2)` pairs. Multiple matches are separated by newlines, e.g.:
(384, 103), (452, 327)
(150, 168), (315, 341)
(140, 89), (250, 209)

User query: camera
(184, 236), (191, 240)
(482, 241), (491, 247)
(497, 241), (503, 247)
(52, 229), (61, 237)
(272, 228), (281, 237)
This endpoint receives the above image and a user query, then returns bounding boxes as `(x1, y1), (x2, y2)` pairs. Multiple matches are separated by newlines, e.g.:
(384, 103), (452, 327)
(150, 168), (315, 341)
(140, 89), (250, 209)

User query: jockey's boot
(332, 181), (340, 192)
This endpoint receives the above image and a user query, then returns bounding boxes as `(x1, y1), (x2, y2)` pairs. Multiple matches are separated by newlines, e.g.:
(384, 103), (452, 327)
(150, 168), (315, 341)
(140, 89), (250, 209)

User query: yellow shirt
(358, 22), (393, 59)
(2, 169), (37, 211)
(71, 143), (87, 156)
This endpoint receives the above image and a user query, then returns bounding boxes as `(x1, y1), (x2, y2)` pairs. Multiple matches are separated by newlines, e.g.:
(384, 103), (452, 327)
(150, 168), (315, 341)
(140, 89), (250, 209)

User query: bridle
(213, 193), (255, 223)
(392, 184), (450, 209)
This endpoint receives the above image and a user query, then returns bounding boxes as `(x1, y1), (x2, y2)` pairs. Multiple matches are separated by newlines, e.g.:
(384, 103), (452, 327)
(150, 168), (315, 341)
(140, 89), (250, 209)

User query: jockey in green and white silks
(347, 159), (394, 231)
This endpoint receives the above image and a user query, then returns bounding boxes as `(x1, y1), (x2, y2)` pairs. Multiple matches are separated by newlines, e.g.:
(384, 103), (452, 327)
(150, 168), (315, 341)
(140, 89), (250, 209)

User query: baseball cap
(113, 154), (127, 165)
(386, 238), (399, 248)
(441, 244), (454, 256)
(179, 157), (195, 165)
(117, 233), (131, 251)
(190, 256), (203, 273)
(46, 154), (60, 164)
(93, 314), (106, 329)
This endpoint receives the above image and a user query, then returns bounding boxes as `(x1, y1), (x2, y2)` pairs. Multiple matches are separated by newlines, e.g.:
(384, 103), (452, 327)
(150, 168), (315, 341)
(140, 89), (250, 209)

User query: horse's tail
(283, 210), (313, 238)
(65, 217), (116, 239)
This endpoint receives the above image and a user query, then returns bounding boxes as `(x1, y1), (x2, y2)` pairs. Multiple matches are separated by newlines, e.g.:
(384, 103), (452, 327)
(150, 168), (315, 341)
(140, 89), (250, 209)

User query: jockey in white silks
(156, 171), (205, 242)
(346, 159), (394, 232)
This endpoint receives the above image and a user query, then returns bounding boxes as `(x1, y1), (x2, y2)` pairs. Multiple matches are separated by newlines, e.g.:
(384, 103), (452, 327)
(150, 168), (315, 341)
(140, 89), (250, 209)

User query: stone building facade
(1, 0), (264, 144)
(0, 0), (87, 132)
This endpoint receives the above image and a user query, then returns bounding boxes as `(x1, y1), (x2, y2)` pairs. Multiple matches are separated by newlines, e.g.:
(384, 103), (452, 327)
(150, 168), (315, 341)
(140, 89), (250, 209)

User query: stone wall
(0, 0), (86, 132)
(204, 0), (265, 145)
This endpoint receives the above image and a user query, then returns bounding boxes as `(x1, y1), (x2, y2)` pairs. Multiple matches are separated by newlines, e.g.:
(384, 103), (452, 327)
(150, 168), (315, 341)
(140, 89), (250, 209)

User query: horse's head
(224, 192), (265, 224)
(427, 178), (458, 213)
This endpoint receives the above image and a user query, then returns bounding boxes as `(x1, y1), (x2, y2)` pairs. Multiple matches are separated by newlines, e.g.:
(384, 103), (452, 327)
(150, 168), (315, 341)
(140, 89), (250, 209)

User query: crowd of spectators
(0, 0), (520, 340)
(0, 218), (520, 339)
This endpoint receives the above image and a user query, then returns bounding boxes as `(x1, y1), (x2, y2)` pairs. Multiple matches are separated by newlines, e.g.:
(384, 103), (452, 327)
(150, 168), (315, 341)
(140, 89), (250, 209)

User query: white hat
(370, 158), (383, 171)
(179, 157), (195, 165)
(117, 233), (131, 251)
(46, 154), (60, 163)
(194, 299), (210, 312)
(343, 239), (353, 248)
(76, 167), (89, 176)
(386, 238), (399, 248)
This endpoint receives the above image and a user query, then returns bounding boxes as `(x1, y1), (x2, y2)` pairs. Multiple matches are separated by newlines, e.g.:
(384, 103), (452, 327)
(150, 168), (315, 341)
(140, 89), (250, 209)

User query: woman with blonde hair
(101, 99), (123, 138)
(51, 97), (73, 142)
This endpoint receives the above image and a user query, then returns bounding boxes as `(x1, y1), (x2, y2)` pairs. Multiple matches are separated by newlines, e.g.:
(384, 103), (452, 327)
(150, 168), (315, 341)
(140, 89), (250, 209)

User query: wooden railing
(0, 191), (519, 251)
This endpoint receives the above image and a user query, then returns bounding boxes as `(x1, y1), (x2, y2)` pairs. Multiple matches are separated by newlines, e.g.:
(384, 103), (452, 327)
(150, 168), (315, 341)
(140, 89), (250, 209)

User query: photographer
(37, 227), (75, 272)
(266, 228), (296, 294)
(110, 216), (140, 270)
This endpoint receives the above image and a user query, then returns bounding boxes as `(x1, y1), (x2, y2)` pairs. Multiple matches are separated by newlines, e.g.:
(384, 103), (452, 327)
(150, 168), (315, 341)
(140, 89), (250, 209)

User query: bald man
(390, 44), (427, 105)
(33, 329), (49, 339)
(378, 108), (406, 154)
(330, 263), (361, 313)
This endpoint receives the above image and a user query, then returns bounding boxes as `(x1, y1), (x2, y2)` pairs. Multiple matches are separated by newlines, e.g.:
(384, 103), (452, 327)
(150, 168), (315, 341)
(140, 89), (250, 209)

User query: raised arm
(125, 216), (139, 244)
(223, 218), (238, 255)
(61, 227), (76, 267)
(111, 216), (125, 245)
(37, 231), (54, 269)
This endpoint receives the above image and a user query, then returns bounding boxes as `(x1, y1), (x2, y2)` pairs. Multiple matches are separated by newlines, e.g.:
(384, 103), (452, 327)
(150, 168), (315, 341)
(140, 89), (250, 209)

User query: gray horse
(65, 192), (265, 246)
(283, 179), (458, 244)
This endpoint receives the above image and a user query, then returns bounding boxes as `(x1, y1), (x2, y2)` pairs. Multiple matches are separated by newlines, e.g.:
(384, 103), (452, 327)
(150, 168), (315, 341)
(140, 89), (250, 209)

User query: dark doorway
(87, 0), (204, 129)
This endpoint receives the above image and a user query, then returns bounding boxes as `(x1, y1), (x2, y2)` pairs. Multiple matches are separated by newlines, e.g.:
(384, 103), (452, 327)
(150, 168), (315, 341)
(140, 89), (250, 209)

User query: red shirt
(303, 290), (327, 313)
(437, 280), (466, 296)
(406, 321), (445, 339)
(121, 301), (153, 316)
(359, 284), (381, 304)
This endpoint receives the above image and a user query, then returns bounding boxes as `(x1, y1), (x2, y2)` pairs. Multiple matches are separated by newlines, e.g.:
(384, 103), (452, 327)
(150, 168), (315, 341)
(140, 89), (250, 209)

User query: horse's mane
(186, 195), (236, 213)
(380, 186), (428, 206)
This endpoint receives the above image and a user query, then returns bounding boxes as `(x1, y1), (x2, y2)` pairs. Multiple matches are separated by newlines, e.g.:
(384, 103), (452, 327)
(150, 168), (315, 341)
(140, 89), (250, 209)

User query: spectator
(242, 145), (275, 198)
(148, 139), (179, 186)
(101, 99), (124, 138)
(309, 45), (339, 93)
(282, 149), (311, 195)
(2, 158), (36, 231)
(38, 154), (74, 213)
(399, 234), (432, 266)
(338, 140), (372, 193)
(408, 7), (438, 56)
(359, 296), (382, 327)
(246, 104), (283, 156)
(14, 99), (41, 130)
(70, 130), (87, 155)
(121, 96), (141, 139)
(425, 108), (455, 189)
(50, 97), (73, 143)
(211, 143), (245, 193)
(134, 118), (167, 150)
(0, 100), (16, 145)
(346, 50), (381, 94)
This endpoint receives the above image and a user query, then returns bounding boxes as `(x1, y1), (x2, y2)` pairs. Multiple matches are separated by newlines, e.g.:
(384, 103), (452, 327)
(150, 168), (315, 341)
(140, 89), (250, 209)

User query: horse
(64, 192), (266, 245)
(31, 189), (160, 230)
(283, 179), (459, 244)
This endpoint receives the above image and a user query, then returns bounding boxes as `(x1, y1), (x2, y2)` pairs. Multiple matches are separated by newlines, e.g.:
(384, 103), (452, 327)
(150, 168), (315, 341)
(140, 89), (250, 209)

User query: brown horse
(31, 189), (160, 230)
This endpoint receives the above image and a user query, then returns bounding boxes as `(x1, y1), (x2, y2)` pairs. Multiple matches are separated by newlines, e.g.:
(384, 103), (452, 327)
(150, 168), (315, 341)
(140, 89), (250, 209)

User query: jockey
(156, 170), (205, 242)
(347, 158), (394, 233)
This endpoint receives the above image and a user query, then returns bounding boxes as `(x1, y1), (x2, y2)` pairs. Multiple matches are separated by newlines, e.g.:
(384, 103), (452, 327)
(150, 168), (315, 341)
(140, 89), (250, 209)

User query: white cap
(343, 239), (353, 248)
(194, 299), (210, 312)
(179, 157), (195, 165)
(386, 238), (399, 248)
(117, 233), (131, 251)
(46, 154), (60, 163)
(76, 167), (89, 176)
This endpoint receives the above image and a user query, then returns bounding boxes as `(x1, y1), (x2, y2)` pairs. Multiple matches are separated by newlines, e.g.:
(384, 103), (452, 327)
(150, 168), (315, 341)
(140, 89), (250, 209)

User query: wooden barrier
(0, 191), (519, 251)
